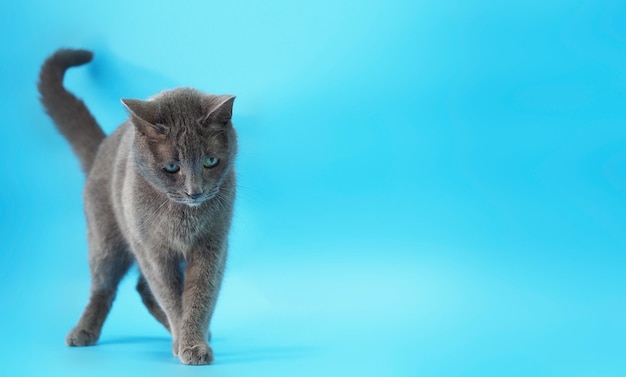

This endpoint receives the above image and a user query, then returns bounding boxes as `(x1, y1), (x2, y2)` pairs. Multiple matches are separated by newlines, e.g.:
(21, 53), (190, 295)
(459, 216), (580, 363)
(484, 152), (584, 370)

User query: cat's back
(86, 122), (131, 182)
(83, 121), (133, 215)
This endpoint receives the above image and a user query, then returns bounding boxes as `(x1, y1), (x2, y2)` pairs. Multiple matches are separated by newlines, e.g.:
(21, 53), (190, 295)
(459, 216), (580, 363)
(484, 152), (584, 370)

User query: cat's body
(38, 49), (237, 365)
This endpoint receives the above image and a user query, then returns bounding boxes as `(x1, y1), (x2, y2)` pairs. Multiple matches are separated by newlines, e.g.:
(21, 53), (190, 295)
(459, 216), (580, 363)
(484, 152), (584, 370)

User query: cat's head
(122, 88), (237, 207)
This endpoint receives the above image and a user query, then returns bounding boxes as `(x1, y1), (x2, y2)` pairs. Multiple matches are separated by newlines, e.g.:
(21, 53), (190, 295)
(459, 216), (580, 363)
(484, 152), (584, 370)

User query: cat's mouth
(172, 196), (210, 207)
(169, 190), (219, 207)
(177, 198), (206, 207)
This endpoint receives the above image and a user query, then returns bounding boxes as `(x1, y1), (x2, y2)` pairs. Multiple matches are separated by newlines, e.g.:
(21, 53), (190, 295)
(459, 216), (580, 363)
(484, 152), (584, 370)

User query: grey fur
(38, 49), (105, 173)
(38, 49), (237, 365)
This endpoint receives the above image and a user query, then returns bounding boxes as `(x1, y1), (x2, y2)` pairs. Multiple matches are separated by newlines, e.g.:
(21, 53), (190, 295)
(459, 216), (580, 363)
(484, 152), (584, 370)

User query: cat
(38, 48), (237, 365)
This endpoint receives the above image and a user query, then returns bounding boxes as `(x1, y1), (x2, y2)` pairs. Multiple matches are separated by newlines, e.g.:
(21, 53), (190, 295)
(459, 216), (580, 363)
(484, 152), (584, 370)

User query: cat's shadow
(97, 336), (319, 365)
(97, 335), (171, 347)
(215, 345), (320, 365)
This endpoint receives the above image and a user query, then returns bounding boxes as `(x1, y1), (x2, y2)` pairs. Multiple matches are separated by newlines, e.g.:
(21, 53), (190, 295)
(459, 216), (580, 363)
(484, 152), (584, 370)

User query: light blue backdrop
(1, 0), (625, 376)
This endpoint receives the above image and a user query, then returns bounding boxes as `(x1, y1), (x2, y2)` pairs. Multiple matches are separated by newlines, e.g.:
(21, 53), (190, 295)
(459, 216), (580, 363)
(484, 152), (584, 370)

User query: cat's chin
(183, 201), (203, 207)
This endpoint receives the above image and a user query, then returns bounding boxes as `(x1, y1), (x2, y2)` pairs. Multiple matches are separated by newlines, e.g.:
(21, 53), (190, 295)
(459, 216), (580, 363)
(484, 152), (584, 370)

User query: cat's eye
(203, 156), (219, 169)
(163, 163), (180, 174)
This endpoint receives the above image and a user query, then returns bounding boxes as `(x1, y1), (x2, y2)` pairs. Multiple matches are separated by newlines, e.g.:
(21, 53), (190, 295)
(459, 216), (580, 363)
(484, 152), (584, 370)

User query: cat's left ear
(121, 98), (166, 138)
(203, 95), (236, 126)
(121, 98), (159, 125)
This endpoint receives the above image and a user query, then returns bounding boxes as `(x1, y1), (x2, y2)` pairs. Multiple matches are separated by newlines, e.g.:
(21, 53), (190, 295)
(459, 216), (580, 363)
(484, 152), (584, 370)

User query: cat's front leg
(133, 248), (185, 354)
(177, 245), (227, 365)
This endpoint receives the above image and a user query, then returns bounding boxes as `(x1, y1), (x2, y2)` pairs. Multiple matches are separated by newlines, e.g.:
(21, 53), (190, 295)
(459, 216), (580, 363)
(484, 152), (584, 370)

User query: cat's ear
(121, 99), (165, 135)
(203, 95), (236, 126)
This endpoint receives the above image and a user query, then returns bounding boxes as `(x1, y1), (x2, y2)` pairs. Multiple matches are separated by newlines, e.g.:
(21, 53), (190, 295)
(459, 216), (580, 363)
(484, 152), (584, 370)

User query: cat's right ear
(121, 99), (165, 136)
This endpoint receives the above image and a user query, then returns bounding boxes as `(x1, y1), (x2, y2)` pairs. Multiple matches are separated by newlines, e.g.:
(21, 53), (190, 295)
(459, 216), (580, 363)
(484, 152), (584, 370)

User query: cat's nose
(187, 192), (203, 200)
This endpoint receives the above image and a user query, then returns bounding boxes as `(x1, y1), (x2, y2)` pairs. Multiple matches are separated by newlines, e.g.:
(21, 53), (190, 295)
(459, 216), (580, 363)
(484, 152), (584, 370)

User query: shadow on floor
(215, 345), (321, 365)
(93, 335), (320, 365)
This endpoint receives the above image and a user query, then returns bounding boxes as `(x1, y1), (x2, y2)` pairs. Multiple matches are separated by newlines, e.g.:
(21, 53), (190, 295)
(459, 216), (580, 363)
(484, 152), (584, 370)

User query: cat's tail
(38, 49), (105, 174)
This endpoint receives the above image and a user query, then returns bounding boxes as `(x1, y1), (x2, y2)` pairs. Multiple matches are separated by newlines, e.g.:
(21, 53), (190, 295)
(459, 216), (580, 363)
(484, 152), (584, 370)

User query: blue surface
(1, 0), (626, 376)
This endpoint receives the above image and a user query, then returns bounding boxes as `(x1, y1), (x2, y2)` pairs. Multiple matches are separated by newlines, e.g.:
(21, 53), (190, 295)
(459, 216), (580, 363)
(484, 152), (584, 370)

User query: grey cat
(38, 49), (237, 365)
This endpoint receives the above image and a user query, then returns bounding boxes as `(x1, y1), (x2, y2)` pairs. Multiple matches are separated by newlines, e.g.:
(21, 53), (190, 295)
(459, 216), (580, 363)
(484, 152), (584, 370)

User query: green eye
(163, 163), (180, 173)
(203, 156), (219, 168)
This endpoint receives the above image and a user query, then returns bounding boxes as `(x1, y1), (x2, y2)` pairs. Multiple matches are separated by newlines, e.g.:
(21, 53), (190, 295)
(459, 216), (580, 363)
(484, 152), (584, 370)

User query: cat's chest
(131, 200), (214, 252)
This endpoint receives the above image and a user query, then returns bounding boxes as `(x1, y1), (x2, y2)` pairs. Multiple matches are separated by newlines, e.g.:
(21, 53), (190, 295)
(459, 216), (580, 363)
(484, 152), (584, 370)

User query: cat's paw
(179, 342), (213, 365)
(66, 327), (98, 347)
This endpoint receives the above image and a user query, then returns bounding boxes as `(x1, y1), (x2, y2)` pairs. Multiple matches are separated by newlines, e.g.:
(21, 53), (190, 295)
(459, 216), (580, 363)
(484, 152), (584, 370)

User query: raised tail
(38, 49), (105, 174)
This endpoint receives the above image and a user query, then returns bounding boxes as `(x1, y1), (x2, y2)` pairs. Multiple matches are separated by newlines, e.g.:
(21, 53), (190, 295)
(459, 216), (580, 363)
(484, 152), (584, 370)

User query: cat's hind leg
(66, 231), (132, 347)
(136, 274), (170, 332)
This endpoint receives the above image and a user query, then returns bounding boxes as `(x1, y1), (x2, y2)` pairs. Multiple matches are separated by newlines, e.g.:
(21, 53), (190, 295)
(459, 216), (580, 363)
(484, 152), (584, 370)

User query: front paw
(66, 327), (98, 346)
(179, 342), (213, 365)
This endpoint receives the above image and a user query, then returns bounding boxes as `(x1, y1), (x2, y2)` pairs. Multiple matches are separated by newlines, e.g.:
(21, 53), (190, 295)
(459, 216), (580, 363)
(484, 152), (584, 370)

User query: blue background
(1, 0), (625, 376)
